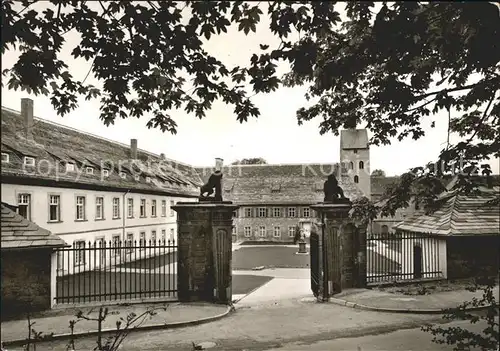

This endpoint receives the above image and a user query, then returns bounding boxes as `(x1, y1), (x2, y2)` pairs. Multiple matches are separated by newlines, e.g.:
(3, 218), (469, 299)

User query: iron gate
(310, 231), (320, 297)
(54, 239), (178, 305)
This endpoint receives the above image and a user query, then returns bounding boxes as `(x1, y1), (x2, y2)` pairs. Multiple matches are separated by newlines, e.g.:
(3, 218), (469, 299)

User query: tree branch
(466, 91), (497, 143)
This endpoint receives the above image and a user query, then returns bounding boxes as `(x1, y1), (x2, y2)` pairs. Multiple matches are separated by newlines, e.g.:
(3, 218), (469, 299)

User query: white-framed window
(259, 226), (266, 237)
(134, 174), (140, 181)
(303, 207), (310, 218)
(74, 241), (86, 266)
(273, 226), (281, 237)
(161, 229), (166, 243)
(48, 195), (60, 222)
(1, 152), (9, 163)
(169, 228), (175, 241)
(232, 226), (237, 235)
(258, 207), (267, 217)
(161, 200), (167, 217)
(170, 200), (175, 216)
(288, 226), (295, 237)
(23, 156), (35, 167)
(119, 171), (126, 179)
(126, 233), (134, 253)
(287, 207), (296, 218)
(245, 208), (252, 217)
(139, 232), (146, 249)
(102, 169), (110, 177)
(66, 163), (75, 172)
(112, 198), (120, 219)
(17, 193), (31, 220)
(151, 199), (157, 217)
(273, 207), (281, 217)
(127, 198), (134, 218)
(96, 237), (106, 266)
(95, 197), (104, 219)
(76, 196), (86, 220)
(112, 235), (121, 256)
(244, 226), (252, 237)
(151, 230), (157, 244)
(140, 199), (146, 217)
(86, 167), (94, 174)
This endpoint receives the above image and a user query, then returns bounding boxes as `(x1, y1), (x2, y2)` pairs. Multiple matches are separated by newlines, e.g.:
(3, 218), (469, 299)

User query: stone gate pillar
(312, 201), (366, 295)
(173, 202), (238, 304)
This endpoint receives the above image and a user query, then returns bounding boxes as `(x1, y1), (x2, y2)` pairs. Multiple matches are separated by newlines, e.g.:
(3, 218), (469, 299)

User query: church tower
(340, 129), (371, 199)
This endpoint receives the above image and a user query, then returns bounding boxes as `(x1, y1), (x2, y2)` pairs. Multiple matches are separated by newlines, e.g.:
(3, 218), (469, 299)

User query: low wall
(447, 236), (500, 279)
(1, 248), (52, 320)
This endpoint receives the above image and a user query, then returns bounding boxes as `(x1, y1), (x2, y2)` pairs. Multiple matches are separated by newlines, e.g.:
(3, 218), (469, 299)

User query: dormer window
(24, 156), (35, 167)
(1, 153), (9, 163)
(146, 177), (151, 183)
(135, 175), (140, 181)
(66, 163), (76, 172)
(86, 167), (94, 175)
(102, 169), (109, 177)
(120, 172), (127, 179)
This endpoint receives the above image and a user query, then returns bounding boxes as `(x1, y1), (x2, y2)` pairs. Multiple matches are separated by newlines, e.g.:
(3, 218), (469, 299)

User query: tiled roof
(393, 186), (500, 236)
(195, 163), (365, 205)
(1, 203), (68, 249)
(1, 107), (202, 196)
(340, 129), (369, 149)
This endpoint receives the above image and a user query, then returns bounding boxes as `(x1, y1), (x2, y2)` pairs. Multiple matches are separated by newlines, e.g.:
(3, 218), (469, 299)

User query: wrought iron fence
(54, 239), (177, 305)
(366, 232), (444, 284)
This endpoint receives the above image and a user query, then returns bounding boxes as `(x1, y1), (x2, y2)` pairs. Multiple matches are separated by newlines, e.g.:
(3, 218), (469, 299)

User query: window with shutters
(258, 207), (267, 217)
(287, 207), (296, 218)
(245, 208), (252, 217)
(288, 226), (296, 237)
(303, 207), (310, 218)
(273, 207), (281, 217)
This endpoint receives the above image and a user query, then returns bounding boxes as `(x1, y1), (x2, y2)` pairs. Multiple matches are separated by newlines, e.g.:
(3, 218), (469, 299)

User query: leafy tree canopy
(371, 169), (386, 177)
(2, 1), (499, 211)
(231, 157), (268, 165)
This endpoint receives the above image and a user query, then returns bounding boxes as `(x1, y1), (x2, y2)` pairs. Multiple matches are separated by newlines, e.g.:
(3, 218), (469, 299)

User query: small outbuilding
(393, 185), (500, 280)
(1, 202), (67, 319)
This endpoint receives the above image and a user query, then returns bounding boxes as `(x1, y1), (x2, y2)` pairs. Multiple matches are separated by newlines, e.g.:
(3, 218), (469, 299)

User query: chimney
(215, 158), (223, 172)
(21, 98), (34, 141)
(160, 153), (166, 160)
(130, 139), (137, 159)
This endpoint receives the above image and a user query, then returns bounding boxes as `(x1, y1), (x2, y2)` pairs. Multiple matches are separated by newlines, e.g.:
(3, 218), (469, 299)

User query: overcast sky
(2, 2), (498, 175)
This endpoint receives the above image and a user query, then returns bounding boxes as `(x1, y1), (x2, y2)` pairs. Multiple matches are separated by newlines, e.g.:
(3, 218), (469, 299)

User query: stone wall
(1, 248), (52, 320)
(447, 236), (500, 279)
